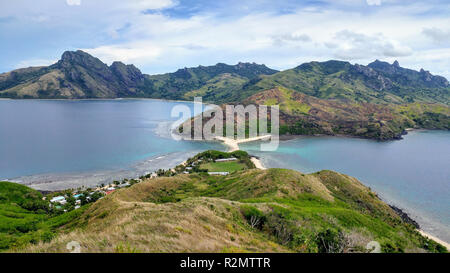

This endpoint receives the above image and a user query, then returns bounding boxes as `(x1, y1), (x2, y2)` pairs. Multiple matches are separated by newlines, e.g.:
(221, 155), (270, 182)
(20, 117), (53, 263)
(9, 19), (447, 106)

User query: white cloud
(366, 0), (382, 6)
(126, 0), (174, 10)
(72, 4), (449, 79)
(330, 30), (413, 60)
(423, 27), (450, 44)
(15, 59), (57, 69)
(272, 33), (311, 46)
(66, 0), (81, 6)
(83, 43), (162, 65)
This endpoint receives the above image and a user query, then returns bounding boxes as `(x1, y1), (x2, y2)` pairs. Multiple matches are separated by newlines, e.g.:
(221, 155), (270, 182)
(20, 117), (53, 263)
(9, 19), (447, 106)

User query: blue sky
(0, 0), (449, 78)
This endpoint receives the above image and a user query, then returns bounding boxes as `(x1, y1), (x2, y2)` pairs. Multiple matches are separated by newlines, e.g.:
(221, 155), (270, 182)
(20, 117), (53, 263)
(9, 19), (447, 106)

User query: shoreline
(214, 135), (272, 152)
(250, 156), (266, 170)
(9, 150), (208, 192)
(213, 135), (269, 170)
(419, 230), (450, 250)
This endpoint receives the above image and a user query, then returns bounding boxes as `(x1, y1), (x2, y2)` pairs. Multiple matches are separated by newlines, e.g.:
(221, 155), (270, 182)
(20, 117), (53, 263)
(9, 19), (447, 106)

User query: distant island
(1, 50), (448, 140)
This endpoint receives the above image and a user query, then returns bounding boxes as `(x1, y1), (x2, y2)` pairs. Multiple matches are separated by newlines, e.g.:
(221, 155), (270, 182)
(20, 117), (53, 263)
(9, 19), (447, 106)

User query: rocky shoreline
(389, 205), (420, 229)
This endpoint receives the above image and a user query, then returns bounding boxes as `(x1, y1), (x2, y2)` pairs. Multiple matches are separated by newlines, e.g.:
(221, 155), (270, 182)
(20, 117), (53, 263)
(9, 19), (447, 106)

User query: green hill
(245, 87), (450, 140)
(12, 163), (446, 253)
(0, 181), (90, 251)
(235, 60), (449, 105)
(142, 62), (278, 100)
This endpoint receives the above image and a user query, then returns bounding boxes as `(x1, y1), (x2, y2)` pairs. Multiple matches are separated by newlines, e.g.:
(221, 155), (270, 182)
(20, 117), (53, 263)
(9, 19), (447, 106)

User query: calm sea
(0, 99), (223, 189)
(240, 131), (450, 242)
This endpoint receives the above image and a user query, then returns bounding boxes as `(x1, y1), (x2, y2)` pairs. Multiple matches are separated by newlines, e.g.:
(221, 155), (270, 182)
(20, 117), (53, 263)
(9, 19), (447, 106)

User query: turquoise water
(0, 99), (223, 189)
(240, 131), (450, 242)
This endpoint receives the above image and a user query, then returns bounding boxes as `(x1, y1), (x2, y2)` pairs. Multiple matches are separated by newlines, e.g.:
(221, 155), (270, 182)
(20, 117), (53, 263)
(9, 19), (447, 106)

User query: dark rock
(389, 205), (420, 228)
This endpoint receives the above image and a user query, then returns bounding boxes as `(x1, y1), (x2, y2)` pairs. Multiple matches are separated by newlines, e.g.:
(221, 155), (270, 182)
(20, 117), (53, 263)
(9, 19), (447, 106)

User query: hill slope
(0, 51), (277, 99)
(0, 181), (90, 250)
(236, 60), (449, 105)
(245, 87), (450, 140)
(0, 51), (146, 99)
(142, 62), (278, 101)
(16, 168), (445, 253)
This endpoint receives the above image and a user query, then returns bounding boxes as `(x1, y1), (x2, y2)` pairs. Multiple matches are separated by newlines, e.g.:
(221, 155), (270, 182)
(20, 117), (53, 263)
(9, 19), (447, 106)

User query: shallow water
(240, 131), (450, 242)
(0, 99), (223, 189)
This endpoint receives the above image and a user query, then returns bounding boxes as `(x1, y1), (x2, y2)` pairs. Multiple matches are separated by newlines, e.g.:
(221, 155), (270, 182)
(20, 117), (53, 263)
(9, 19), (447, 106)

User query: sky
(0, 0), (449, 78)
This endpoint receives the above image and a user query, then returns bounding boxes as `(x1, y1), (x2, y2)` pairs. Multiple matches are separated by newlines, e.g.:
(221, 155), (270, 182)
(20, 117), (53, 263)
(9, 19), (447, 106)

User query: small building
(50, 196), (66, 203)
(215, 158), (237, 162)
(185, 167), (193, 170)
(208, 172), (229, 176)
(105, 190), (115, 195)
(73, 194), (83, 199)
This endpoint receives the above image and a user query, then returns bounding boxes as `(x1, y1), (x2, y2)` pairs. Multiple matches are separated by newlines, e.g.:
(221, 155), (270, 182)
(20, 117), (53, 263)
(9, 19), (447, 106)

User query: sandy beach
(251, 157), (266, 170)
(214, 135), (270, 170)
(419, 230), (449, 250)
(214, 135), (271, 152)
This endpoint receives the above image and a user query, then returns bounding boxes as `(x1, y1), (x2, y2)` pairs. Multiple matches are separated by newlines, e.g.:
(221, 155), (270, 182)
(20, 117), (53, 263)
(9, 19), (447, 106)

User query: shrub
(315, 229), (350, 253)
(240, 205), (266, 230)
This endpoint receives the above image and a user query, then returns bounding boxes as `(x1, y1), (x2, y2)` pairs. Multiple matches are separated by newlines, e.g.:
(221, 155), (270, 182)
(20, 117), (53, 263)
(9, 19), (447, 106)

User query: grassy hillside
(0, 181), (91, 251)
(142, 62), (277, 101)
(15, 166), (446, 253)
(179, 86), (449, 140)
(236, 60), (450, 105)
(246, 87), (450, 140)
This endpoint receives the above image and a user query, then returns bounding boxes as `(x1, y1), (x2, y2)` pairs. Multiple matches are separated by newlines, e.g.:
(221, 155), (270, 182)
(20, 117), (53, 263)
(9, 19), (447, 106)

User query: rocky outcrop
(368, 60), (449, 88)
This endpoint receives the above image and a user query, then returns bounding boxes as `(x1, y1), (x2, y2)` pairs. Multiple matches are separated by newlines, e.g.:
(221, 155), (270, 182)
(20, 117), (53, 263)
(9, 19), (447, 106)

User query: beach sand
(419, 230), (450, 250)
(214, 135), (270, 170)
(251, 157), (266, 170)
(214, 135), (271, 152)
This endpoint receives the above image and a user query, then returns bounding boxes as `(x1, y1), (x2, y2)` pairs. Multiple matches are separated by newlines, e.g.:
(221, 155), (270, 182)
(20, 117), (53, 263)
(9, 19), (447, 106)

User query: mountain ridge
(1, 50), (448, 104)
(0, 50), (278, 99)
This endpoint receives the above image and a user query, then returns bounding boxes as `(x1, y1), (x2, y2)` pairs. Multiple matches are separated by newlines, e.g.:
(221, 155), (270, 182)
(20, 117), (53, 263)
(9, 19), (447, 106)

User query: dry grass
(14, 168), (440, 253)
(18, 181), (288, 253)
